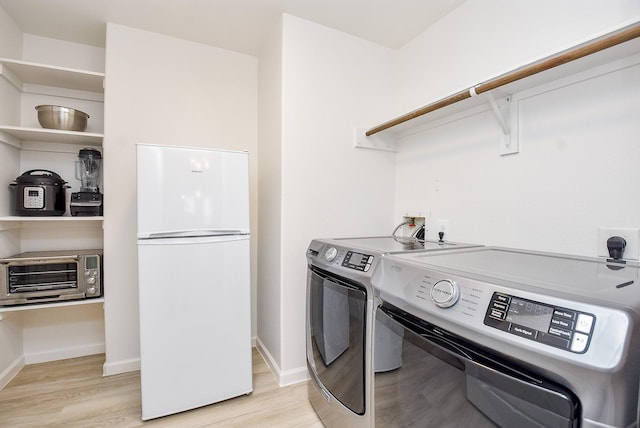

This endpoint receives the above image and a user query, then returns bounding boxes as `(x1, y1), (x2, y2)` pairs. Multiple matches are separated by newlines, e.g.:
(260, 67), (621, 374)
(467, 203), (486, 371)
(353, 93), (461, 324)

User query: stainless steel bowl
(35, 105), (90, 132)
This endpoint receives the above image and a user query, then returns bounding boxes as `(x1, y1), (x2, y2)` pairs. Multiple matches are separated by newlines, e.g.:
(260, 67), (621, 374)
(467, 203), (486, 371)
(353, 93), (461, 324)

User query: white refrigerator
(136, 144), (252, 420)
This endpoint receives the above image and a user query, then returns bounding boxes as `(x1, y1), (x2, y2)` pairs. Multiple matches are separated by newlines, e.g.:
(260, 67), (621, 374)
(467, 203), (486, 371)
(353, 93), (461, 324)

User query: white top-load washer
(373, 246), (640, 428)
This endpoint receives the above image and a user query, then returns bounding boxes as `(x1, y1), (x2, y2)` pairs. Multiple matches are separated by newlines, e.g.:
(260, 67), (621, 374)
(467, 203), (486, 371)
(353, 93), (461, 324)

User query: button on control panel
(484, 292), (595, 353)
(342, 251), (373, 272)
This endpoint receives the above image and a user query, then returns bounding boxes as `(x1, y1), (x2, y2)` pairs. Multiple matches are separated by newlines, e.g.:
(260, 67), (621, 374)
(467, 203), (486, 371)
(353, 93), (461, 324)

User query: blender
(70, 147), (103, 216)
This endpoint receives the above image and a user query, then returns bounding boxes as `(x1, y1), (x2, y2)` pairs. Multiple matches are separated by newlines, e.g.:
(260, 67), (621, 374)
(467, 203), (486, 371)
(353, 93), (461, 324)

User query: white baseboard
(0, 356), (25, 391)
(24, 343), (105, 365)
(279, 364), (310, 386)
(255, 337), (309, 387)
(102, 337), (259, 377)
(102, 357), (140, 376)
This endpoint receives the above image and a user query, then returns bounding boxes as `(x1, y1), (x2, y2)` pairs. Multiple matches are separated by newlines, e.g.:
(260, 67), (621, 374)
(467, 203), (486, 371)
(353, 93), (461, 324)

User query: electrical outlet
(597, 227), (640, 260)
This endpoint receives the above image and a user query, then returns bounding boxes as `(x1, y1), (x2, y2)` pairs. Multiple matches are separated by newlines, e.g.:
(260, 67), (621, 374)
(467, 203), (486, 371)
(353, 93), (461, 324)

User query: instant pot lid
(14, 169), (67, 185)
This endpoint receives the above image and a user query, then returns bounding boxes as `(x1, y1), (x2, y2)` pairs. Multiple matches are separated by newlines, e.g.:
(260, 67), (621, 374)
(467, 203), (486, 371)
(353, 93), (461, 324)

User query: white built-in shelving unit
(0, 56), (105, 313)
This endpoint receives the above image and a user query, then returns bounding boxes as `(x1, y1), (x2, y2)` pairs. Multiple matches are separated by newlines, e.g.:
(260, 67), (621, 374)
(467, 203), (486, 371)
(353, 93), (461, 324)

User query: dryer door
(307, 266), (367, 415)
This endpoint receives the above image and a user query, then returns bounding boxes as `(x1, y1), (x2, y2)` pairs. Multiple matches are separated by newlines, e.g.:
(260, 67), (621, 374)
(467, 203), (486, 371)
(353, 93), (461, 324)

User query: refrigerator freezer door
(138, 235), (252, 420)
(136, 144), (250, 238)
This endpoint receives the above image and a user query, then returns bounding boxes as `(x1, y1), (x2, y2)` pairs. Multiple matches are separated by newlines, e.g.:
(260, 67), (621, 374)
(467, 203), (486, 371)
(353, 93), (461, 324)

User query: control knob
(324, 247), (338, 262)
(431, 279), (460, 308)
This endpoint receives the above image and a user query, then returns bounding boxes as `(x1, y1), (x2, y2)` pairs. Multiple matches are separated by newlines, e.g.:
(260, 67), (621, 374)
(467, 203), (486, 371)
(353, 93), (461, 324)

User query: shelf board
(0, 57), (104, 93)
(0, 216), (103, 231)
(0, 297), (104, 316)
(0, 125), (103, 147)
(0, 216), (103, 222)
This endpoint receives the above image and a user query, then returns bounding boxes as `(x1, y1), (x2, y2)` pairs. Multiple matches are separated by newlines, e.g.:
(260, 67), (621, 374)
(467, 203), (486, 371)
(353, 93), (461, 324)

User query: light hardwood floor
(0, 350), (323, 427)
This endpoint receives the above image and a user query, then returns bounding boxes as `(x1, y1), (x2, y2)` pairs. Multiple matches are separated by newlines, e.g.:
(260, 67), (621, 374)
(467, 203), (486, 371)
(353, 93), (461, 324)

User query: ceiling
(0, 0), (466, 56)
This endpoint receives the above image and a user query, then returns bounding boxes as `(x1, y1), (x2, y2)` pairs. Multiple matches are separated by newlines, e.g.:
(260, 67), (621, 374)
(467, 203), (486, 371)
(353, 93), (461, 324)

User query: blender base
(70, 192), (103, 216)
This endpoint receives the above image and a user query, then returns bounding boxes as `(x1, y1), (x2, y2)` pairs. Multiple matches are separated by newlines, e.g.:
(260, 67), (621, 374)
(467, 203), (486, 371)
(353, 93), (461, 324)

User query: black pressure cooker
(9, 170), (68, 216)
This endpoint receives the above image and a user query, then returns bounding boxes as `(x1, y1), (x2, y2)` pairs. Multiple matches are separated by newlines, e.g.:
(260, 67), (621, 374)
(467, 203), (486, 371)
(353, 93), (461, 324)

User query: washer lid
(394, 247), (640, 303)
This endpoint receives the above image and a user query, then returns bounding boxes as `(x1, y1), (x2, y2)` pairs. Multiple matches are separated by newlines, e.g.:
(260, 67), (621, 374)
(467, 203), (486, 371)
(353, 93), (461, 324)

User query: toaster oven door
(0, 256), (83, 305)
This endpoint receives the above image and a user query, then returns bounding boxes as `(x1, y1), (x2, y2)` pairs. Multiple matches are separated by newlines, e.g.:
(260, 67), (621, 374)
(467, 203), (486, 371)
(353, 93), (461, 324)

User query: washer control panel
(342, 251), (374, 272)
(484, 292), (595, 353)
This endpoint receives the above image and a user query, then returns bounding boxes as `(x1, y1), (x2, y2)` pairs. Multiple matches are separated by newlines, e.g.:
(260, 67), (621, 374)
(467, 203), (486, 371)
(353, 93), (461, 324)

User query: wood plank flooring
(0, 350), (323, 427)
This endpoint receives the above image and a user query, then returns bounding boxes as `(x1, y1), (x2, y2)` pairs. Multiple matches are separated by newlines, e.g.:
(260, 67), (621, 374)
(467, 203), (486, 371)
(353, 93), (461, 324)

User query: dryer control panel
(484, 292), (595, 353)
(342, 251), (373, 272)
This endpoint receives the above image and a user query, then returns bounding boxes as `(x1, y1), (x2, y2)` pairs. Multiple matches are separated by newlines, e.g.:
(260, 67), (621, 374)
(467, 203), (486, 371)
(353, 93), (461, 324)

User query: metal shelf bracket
(487, 92), (511, 135)
(470, 89), (518, 155)
(469, 88), (511, 135)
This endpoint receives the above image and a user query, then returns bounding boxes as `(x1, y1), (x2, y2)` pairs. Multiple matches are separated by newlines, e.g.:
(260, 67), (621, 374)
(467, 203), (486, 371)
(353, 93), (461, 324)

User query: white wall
(0, 311), (22, 390)
(260, 15), (396, 384)
(0, 5), (23, 221)
(103, 24), (258, 374)
(22, 305), (105, 364)
(394, 1), (640, 258)
(22, 33), (105, 72)
(394, 0), (640, 116)
(0, 5), (21, 59)
(0, 6), (27, 387)
(257, 17), (283, 368)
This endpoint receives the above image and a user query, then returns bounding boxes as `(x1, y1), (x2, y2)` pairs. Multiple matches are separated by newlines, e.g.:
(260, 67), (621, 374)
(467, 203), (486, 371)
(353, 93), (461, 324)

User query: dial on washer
(324, 247), (338, 261)
(431, 279), (460, 308)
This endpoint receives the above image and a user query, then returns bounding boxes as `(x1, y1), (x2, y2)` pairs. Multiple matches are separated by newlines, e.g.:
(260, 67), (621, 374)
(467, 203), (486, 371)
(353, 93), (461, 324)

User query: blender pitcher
(76, 148), (102, 192)
(70, 147), (103, 216)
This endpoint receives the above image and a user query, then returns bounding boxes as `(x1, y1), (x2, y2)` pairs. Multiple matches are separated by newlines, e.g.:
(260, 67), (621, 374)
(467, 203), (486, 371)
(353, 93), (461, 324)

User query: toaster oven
(0, 249), (102, 306)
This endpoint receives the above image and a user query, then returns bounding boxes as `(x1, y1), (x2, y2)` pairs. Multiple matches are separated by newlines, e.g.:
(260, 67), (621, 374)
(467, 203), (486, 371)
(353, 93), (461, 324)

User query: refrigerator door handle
(141, 230), (249, 240)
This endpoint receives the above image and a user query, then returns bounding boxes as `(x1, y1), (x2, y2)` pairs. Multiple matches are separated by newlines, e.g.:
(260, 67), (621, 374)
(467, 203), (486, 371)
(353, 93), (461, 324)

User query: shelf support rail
(365, 21), (640, 137)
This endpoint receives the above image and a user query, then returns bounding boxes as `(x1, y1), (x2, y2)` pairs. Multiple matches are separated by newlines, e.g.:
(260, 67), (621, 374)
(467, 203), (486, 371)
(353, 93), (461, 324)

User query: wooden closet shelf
(366, 21), (640, 137)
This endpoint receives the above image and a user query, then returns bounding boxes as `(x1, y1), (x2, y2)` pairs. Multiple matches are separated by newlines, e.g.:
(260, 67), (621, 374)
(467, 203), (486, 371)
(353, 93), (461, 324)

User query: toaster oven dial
(431, 279), (460, 308)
